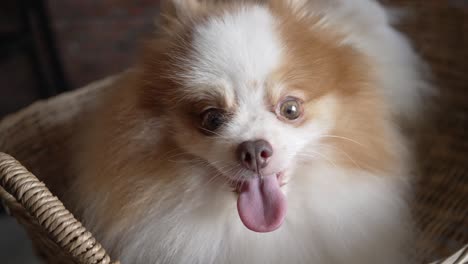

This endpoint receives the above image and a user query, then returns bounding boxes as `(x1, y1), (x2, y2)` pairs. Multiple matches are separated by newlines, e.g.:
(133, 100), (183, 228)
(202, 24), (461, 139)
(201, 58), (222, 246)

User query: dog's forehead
(182, 5), (283, 102)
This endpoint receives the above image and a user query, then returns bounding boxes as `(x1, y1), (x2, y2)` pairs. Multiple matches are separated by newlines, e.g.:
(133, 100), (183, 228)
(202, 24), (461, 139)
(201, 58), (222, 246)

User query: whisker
(203, 171), (225, 188)
(199, 161), (242, 189)
(316, 144), (363, 170)
(296, 151), (338, 169)
(318, 135), (366, 148)
(198, 126), (230, 140)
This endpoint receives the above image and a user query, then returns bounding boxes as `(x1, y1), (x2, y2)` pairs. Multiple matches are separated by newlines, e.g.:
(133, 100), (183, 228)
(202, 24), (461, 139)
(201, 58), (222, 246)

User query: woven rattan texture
(379, 1), (468, 262)
(0, 153), (116, 264)
(0, 77), (118, 264)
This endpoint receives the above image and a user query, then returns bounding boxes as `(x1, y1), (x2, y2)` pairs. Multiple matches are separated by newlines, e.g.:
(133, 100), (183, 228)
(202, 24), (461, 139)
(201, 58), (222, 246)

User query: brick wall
(0, 0), (160, 117)
(49, 0), (160, 88)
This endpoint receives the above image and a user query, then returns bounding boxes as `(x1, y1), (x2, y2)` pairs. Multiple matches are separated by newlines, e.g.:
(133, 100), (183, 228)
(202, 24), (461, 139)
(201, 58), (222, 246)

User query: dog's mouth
(231, 172), (287, 192)
(230, 172), (287, 233)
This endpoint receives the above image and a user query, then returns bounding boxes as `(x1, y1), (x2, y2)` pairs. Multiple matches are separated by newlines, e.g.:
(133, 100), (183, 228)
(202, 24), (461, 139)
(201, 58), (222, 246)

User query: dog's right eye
(200, 108), (226, 133)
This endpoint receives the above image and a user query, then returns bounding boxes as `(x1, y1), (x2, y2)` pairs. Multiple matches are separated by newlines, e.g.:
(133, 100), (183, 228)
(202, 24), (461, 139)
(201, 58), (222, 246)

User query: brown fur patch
(267, 1), (402, 174)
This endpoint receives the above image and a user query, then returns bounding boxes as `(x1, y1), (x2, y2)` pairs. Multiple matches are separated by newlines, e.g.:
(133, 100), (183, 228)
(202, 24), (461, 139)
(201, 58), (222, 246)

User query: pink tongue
(237, 174), (287, 233)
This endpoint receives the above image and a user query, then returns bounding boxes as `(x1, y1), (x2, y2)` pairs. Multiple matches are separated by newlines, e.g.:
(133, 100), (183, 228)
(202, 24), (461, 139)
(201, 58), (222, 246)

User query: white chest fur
(98, 165), (410, 264)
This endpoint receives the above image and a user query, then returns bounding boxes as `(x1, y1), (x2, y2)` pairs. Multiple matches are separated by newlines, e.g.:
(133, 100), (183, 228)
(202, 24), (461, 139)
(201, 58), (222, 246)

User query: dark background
(0, 0), (160, 118)
(0, 1), (160, 262)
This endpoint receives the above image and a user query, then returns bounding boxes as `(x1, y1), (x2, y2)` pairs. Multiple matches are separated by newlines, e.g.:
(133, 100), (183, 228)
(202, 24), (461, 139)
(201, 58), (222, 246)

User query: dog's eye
(279, 98), (302, 121)
(201, 108), (226, 132)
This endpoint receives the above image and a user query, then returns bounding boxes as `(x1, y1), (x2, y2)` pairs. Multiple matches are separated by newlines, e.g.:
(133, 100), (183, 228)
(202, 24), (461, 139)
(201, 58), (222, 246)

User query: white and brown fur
(68, 0), (432, 263)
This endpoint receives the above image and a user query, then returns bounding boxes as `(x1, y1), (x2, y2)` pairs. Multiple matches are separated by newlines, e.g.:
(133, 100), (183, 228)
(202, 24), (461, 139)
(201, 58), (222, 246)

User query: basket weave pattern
(387, 1), (468, 262)
(0, 153), (116, 264)
(0, 77), (119, 263)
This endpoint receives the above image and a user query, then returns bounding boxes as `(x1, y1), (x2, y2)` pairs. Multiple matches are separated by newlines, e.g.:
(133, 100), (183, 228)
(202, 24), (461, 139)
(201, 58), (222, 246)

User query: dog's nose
(237, 139), (273, 173)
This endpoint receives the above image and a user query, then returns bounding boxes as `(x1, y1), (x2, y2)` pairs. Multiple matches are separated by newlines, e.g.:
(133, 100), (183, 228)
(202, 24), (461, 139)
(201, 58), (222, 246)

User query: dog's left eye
(279, 98), (302, 121)
(201, 108), (226, 133)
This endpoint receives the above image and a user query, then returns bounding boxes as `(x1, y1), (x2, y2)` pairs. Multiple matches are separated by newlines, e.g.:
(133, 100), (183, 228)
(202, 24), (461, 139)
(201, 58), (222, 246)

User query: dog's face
(138, 0), (397, 232)
(163, 4), (339, 186)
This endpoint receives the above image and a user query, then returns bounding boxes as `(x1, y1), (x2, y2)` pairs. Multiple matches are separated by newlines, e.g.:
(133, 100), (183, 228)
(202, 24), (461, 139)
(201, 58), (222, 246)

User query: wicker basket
(0, 76), (119, 264)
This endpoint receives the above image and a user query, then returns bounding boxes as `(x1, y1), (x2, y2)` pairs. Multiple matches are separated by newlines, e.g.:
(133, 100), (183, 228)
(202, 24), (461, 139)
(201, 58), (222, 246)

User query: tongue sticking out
(237, 174), (287, 233)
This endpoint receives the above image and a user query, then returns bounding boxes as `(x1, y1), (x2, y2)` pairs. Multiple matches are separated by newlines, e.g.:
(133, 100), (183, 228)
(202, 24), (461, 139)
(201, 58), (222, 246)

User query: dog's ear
(160, 0), (201, 25)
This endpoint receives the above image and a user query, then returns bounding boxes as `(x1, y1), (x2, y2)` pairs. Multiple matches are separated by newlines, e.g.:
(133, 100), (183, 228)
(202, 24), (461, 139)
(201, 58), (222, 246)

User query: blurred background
(0, 0), (159, 118)
(1, 0), (160, 263)
(0, 0), (467, 263)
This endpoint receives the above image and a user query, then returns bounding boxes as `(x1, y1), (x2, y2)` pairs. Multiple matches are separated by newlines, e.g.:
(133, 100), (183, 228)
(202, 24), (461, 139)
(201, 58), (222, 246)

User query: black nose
(237, 139), (273, 173)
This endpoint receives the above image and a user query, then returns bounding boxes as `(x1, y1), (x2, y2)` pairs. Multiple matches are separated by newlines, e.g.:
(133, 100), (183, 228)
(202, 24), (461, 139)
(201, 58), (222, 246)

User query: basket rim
(0, 152), (119, 264)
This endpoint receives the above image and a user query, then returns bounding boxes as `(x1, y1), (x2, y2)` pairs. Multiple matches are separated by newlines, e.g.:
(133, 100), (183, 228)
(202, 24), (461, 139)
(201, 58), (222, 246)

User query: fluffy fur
(69, 0), (432, 263)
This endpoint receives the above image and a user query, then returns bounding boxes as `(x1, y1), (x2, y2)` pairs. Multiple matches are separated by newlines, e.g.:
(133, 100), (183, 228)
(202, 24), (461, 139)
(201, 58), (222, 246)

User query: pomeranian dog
(69, 0), (432, 263)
